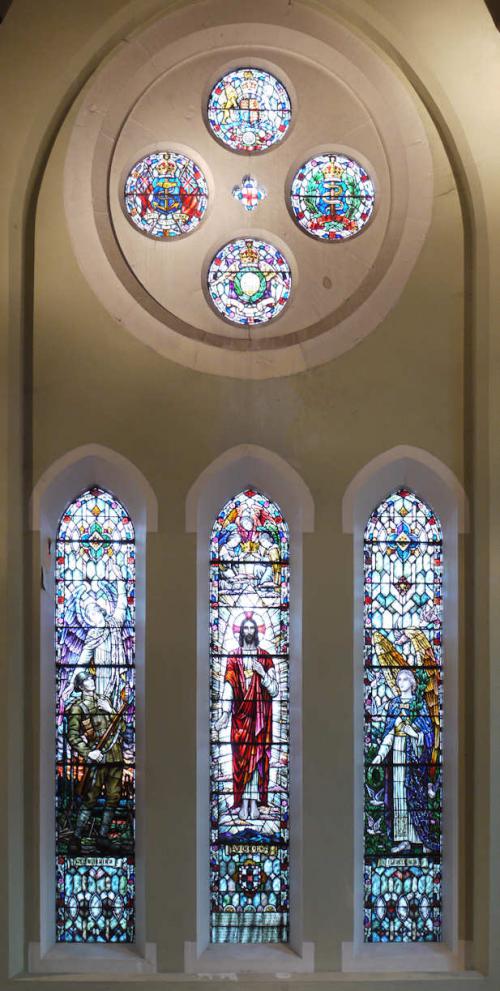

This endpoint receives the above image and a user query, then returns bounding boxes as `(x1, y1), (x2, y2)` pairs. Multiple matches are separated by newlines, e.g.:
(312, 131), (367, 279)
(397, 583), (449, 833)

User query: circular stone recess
(108, 46), (387, 343)
(64, 1), (433, 378)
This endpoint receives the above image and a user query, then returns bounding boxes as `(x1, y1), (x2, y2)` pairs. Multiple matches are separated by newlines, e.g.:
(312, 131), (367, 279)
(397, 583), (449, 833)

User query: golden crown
(240, 240), (259, 266)
(324, 159), (344, 179)
(157, 158), (176, 174)
(242, 70), (259, 90)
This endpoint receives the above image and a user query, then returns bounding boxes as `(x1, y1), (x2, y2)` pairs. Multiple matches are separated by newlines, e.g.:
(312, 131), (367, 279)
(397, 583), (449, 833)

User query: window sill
(184, 941), (315, 974)
(27, 941), (157, 976)
(342, 940), (469, 975)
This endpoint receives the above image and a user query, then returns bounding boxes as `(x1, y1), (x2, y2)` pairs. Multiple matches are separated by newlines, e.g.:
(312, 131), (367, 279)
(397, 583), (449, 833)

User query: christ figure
(215, 617), (278, 820)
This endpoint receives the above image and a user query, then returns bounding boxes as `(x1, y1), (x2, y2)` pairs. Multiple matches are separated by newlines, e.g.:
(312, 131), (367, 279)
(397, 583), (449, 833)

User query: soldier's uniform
(67, 693), (124, 852)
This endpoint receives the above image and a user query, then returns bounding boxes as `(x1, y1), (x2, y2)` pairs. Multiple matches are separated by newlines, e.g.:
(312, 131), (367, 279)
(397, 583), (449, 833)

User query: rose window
(206, 67), (292, 153)
(207, 238), (292, 326)
(124, 151), (208, 239)
(290, 153), (375, 240)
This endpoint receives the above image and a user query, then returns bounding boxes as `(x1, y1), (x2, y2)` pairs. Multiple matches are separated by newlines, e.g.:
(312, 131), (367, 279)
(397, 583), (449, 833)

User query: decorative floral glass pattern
(207, 68), (291, 153)
(207, 238), (291, 326)
(210, 490), (290, 943)
(55, 488), (135, 942)
(363, 489), (443, 942)
(124, 151), (208, 238)
(290, 153), (375, 240)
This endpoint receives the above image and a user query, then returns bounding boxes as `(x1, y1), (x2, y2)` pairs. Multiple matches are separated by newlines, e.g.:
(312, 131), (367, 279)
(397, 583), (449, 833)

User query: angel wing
(372, 632), (407, 693)
(56, 593), (89, 724)
(94, 578), (118, 618)
(57, 582), (114, 711)
(406, 628), (441, 771)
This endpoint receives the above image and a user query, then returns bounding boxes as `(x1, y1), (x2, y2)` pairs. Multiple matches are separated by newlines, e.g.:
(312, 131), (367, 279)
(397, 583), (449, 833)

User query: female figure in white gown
(372, 668), (438, 854)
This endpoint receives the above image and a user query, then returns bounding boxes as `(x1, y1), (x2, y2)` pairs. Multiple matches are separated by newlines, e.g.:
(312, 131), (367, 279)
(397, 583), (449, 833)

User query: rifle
(77, 698), (129, 798)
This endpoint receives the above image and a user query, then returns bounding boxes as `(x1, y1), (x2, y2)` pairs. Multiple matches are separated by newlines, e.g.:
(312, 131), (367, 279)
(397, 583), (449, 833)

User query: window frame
(342, 446), (467, 973)
(30, 445), (157, 976)
(185, 444), (314, 974)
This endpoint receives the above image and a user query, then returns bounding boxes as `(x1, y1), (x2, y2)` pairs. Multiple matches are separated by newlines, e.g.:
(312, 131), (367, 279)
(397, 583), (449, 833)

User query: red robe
(224, 649), (275, 808)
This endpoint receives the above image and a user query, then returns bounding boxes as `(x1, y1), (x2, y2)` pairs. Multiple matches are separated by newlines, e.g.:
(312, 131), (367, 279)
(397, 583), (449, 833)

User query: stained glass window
(55, 488), (135, 942)
(124, 151), (208, 238)
(290, 153), (375, 240)
(232, 175), (267, 212)
(207, 68), (291, 153)
(207, 238), (291, 326)
(363, 489), (442, 942)
(210, 490), (289, 943)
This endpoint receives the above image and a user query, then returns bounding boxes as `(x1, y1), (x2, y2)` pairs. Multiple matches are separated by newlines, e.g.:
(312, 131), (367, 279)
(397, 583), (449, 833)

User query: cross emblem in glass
(232, 175), (267, 212)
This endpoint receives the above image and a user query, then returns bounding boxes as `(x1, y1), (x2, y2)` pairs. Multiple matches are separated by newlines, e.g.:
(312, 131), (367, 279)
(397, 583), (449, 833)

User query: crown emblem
(240, 240), (260, 266)
(324, 159), (344, 179)
(242, 70), (259, 92)
(157, 158), (176, 174)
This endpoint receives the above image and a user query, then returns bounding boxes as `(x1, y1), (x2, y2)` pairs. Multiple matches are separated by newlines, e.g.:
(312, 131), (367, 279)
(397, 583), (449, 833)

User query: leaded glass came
(207, 238), (291, 326)
(363, 489), (442, 942)
(207, 68), (291, 153)
(55, 488), (135, 942)
(210, 490), (290, 943)
(124, 151), (208, 238)
(290, 153), (375, 240)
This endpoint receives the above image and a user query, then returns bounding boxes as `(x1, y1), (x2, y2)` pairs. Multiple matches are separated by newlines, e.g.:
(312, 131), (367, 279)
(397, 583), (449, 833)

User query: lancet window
(363, 488), (442, 942)
(209, 489), (289, 943)
(55, 487), (136, 942)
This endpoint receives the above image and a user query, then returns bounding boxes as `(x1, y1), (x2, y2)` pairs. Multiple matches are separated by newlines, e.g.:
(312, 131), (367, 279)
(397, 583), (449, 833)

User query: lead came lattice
(210, 490), (290, 943)
(55, 488), (136, 942)
(363, 489), (443, 942)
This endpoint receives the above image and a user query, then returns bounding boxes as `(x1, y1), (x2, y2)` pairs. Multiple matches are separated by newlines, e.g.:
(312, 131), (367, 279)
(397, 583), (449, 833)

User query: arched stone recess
(185, 445), (314, 973)
(29, 445), (158, 976)
(1, 0), (495, 983)
(342, 446), (467, 974)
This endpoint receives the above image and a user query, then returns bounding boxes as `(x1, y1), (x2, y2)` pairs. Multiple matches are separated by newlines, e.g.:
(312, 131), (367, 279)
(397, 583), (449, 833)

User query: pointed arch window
(209, 489), (289, 944)
(363, 488), (442, 942)
(55, 487), (136, 942)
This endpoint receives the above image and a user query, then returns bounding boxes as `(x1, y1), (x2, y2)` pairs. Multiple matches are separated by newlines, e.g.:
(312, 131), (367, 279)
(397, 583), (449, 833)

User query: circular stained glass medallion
(124, 151), (208, 238)
(207, 238), (292, 326)
(207, 68), (292, 153)
(290, 153), (375, 240)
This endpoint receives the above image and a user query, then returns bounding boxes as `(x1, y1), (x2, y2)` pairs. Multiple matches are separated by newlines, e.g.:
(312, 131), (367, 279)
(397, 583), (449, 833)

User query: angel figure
(216, 501), (282, 591)
(58, 565), (133, 715)
(371, 629), (440, 855)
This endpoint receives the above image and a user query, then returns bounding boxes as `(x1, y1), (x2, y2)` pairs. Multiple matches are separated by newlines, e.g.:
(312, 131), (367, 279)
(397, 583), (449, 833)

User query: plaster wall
(1, 0), (498, 988)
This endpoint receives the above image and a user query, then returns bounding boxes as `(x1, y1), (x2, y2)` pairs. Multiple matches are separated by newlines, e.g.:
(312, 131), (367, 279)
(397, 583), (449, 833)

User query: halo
(232, 609), (266, 637)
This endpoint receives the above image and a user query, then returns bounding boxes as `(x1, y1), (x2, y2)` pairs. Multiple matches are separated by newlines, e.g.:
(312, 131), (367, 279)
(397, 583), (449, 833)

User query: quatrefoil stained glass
(124, 152), (208, 238)
(207, 68), (292, 153)
(207, 238), (292, 326)
(290, 154), (375, 240)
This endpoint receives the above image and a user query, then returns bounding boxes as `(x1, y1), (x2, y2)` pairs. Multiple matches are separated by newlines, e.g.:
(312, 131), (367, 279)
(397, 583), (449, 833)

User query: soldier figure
(67, 672), (125, 856)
